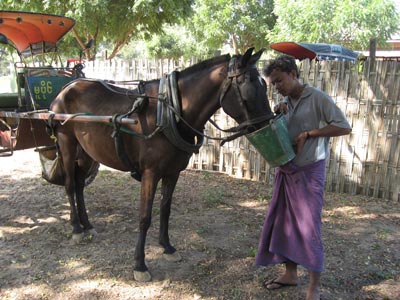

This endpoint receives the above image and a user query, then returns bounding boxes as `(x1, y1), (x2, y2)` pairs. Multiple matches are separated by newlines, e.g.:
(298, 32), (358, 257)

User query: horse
(49, 48), (274, 281)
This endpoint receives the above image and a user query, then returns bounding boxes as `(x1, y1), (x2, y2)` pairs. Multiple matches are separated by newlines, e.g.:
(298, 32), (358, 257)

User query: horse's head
(220, 48), (274, 133)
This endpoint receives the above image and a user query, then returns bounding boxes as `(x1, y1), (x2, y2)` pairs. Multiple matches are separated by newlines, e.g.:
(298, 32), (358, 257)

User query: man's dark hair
(263, 55), (300, 78)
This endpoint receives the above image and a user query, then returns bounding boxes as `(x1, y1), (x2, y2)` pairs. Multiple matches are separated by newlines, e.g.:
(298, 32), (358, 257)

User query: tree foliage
(143, 25), (213, 60)
(270, 0), (400, 50)
(121, 24), (218, 60)
(0, 0), (194, 60)
(1, 0), (399, 60)
(187, 0), (276, 54)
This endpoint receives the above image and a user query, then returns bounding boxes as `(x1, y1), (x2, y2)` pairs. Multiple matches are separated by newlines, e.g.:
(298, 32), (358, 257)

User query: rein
(91, 58), (271, 151)
(160, 97), (271, 140)
(104, 76), (260, 147)
(155, 83), (271, 145)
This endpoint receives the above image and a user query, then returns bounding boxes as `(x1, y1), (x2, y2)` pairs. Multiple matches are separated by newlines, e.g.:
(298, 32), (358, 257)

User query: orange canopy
(0, 11), (75, 56)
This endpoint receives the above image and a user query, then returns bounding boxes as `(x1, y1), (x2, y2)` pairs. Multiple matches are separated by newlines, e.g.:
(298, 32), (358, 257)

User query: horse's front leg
(159, 174), (182, 262)
(133, 170), (158, 282)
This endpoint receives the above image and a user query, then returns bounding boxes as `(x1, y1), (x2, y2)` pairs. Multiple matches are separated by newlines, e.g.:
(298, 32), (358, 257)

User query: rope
(60, 112), (89, 125)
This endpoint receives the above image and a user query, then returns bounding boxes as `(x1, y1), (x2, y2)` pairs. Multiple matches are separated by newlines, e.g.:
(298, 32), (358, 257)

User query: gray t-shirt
(283, 84), (351, 167)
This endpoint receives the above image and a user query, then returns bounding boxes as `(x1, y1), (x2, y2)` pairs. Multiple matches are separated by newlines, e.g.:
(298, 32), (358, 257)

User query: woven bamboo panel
(85, 58), (399, 201)
(190, 60), (399, 201)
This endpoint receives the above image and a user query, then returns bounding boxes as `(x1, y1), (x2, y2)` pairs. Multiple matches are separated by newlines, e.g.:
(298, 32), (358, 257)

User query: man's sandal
(263, 279), (298, 290)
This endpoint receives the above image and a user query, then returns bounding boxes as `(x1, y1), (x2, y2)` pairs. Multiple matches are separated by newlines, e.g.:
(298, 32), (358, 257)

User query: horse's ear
(242, 47), (255, 65)
(249, 48), (265, 64)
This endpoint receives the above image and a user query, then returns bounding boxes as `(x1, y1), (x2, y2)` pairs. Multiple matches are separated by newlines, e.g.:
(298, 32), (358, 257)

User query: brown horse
(50, 48), (274, 281)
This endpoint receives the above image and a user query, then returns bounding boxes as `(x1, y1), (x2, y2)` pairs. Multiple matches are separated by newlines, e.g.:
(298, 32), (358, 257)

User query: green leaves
(1, 0), (398, 59)
(187, 0), (276, 54)
(271, 0), (399, 50)
(0, 0), (194, 60)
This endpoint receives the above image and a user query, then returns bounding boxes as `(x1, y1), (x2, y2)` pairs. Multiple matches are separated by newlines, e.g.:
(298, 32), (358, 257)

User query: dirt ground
(0, 149), (399, 300)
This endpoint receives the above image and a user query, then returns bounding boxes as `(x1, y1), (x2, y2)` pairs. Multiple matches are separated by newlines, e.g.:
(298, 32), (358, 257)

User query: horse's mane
(144, 54), (231, 85)
(179, 54), (231, 77)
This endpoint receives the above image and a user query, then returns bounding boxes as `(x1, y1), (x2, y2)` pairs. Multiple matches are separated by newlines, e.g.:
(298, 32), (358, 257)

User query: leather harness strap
(157, 73), (204, 154)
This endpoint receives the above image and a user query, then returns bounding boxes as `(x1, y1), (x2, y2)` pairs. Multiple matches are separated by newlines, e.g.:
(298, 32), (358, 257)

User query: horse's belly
(72, 122), (192, 174)
(74, 124), (131, 171)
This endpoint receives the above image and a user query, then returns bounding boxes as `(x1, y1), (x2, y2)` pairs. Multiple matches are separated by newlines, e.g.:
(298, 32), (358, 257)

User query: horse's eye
(241, 82), (257, 100)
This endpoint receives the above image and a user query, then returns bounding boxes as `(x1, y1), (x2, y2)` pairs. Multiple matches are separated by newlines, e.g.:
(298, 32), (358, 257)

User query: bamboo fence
(85, 58), (400, 201)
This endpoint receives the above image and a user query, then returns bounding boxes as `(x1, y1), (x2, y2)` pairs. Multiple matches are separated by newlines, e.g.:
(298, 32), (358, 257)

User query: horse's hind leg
(75, 153), (96, 236)
(159, 174), (181, 262)
(57, 133), (85, 241)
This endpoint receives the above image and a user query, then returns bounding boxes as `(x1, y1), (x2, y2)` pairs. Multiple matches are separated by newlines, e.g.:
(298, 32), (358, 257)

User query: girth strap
(111, 115), (142, 181)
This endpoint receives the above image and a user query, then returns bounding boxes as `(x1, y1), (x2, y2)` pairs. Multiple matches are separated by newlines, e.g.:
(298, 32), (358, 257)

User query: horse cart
(0, 11), (119, 183)
(0, 11), (75, 154)
(1, 10), (276, 282)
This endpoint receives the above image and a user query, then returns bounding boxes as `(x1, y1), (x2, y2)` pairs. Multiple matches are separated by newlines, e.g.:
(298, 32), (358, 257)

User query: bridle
(215, 56), (274, 144)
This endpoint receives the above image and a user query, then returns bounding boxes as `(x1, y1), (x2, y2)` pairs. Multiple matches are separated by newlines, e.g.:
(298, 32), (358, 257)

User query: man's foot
(263, 278), (298, 290)
(306, 287), (321, 300)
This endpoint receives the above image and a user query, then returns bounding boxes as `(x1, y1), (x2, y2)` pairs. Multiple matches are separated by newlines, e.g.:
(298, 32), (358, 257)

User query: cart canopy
(270, 42), (359, 62)
(0, 11), (75, 56)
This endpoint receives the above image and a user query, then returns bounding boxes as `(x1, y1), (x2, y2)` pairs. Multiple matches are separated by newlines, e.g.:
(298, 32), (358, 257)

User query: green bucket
(246, 115), (295, 167)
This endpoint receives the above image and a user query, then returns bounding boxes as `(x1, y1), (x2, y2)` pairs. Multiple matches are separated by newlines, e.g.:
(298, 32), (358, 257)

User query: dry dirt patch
(0, 149), (399, 300)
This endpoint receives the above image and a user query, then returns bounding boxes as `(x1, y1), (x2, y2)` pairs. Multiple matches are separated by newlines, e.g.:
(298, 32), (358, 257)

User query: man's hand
(273, 102), (288, 114)
(294, 131), (309, 154)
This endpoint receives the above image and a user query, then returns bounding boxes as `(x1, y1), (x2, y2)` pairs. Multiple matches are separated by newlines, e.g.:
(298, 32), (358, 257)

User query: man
(255, 55), (351, 300)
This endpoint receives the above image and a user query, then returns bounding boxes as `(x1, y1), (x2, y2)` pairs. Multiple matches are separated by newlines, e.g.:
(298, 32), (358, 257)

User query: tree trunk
(231, 34), (239, 55)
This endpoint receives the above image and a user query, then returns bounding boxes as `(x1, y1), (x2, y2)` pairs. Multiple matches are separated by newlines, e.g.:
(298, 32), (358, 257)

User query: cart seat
(25, 67), (77, 109)
(0, 93), (19, 110)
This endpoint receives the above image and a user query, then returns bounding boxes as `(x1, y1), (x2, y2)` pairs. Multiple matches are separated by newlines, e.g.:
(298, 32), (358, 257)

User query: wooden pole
(369, 38), (376, 62)
(0, 111), (138, 125)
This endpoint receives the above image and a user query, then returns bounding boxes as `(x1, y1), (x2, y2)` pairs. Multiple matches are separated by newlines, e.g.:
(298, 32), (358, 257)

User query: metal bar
(0, 111), (138, 125)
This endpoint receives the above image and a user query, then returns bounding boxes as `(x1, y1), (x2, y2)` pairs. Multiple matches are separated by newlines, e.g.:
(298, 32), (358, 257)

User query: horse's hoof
(86, 228), (98, 236)
(71, 232), (84, 244)
(163, 251), (182, 262)
(134, 270), (152, 282)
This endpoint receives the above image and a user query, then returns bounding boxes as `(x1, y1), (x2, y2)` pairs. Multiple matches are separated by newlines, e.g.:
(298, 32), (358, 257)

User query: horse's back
(50, 78), (189, 173)
(52, 79), (135, 115)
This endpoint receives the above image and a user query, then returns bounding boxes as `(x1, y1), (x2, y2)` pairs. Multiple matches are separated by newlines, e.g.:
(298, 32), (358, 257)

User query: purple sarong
(255, 160), (326, 272)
